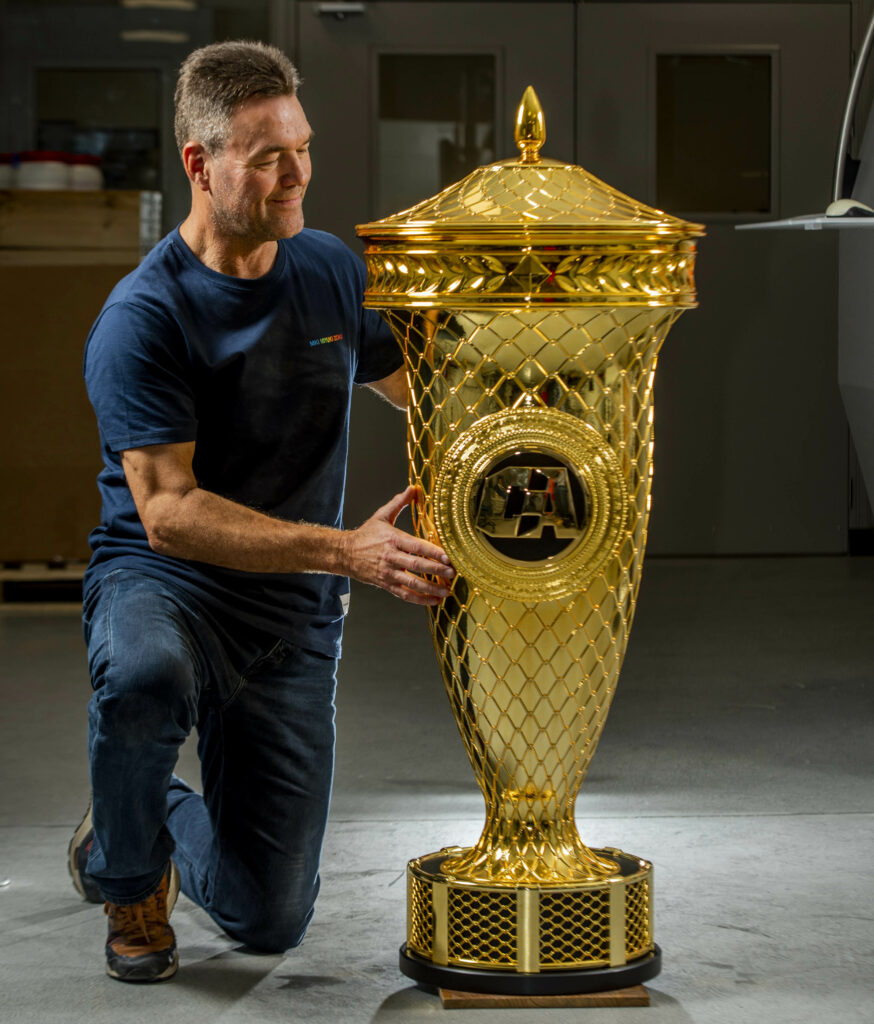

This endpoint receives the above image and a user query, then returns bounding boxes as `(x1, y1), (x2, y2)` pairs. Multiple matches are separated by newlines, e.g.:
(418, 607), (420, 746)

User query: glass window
(377, 53), (496, 217)
(657, 53), (773, 215)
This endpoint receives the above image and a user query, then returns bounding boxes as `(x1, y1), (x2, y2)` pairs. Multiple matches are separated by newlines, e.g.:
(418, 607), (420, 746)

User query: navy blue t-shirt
(83, 226), (402, 657)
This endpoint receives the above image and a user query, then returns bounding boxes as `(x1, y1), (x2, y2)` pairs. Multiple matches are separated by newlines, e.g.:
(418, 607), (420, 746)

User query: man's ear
(182, 142), (210, 191)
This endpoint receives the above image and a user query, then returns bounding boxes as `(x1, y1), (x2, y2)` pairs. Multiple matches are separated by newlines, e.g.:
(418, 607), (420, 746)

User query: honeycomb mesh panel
(447, 888), (517, 968)
(624, 878), (652, 959)
(408, 871), (434, 958)
(539, 889), (612, 967)
(408, 855), (653, 972)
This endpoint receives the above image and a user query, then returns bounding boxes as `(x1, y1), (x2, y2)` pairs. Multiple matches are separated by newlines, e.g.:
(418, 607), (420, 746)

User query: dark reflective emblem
(473, 453), (588, 562)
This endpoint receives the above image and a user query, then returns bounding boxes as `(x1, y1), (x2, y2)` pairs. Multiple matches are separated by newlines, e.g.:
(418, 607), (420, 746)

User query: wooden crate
(0, 189), (141, 264)
(0, 190), (146, 561)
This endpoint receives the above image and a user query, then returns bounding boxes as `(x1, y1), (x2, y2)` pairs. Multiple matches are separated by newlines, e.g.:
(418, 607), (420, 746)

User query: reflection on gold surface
(358, 88), (701, 976)
(474, 462), (583, 543)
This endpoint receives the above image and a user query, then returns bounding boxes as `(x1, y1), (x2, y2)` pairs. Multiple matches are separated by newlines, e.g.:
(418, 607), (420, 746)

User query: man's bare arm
(365, 365), (407, 409)
(121, 442), (453, 606)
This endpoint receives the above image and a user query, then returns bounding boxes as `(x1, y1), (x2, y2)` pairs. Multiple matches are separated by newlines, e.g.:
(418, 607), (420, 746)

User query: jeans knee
(92, 647), (199, 742)
(230, 904), (315, 954)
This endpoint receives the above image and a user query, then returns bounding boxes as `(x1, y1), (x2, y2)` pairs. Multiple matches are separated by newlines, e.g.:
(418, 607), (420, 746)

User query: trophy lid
(357, 86), (703, 245)
(356, 87), (703, 307)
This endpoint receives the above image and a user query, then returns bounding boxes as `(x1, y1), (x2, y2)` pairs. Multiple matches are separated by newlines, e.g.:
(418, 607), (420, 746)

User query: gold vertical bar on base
(432, 880), (449, 966)
(516, 889), (540, 973)
(609, 879), (627, 967)
(406, 870), (413, 953)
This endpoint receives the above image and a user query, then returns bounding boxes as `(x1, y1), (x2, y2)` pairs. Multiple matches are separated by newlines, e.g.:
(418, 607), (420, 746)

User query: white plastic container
(68, 154), (104, 190)
(17, 151), (69, 190)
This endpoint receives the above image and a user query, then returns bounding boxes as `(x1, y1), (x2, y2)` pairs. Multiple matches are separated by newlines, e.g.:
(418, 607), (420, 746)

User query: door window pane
(377, 54), (496, 217)
(657, 53), (772, 214)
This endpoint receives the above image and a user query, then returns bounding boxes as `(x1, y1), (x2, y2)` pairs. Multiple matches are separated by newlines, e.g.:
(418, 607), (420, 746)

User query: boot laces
(106, 884), (168, 943)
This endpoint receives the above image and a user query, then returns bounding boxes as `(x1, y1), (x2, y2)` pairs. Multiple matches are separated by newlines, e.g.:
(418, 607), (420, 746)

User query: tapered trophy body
(357, 89), (702, 995)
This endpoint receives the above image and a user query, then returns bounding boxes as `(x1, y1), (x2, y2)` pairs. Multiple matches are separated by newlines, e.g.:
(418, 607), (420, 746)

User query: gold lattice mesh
(539, 889), (612, 966)
(383, 305), (679, 885)
(408, 872), (434, 959)
(624, 878), (652, 958)
(447, 888), (517, 967)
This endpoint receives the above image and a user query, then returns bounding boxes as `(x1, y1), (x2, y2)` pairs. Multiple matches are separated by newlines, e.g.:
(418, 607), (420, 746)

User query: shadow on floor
(171, 949), (283, 997)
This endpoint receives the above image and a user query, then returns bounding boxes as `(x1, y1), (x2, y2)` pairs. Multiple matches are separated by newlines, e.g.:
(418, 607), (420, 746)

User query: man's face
(207, 93), (312, 243)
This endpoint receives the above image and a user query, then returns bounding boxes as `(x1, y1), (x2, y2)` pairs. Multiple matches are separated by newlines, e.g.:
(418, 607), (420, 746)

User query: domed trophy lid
(356, 87), (704, 308)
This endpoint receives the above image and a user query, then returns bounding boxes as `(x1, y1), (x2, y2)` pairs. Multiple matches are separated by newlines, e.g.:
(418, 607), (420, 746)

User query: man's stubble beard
(211, 182), (304, 244)
(211, 191), (274, 244)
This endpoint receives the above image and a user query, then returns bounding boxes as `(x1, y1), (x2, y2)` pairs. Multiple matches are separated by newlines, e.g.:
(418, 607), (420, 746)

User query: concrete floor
(1, 557), (872, 1023)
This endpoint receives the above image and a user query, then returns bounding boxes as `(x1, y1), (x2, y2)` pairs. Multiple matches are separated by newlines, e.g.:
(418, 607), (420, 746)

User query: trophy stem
(442, 819), (620, 885)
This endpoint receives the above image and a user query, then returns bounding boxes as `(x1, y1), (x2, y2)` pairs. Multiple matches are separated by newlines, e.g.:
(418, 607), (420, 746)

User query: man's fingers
(394, 568), (451, 597)
(388, 576), (451, 605)
(369, 489), (453, 565)
(391, 549), (455, 580)
(388, 584), (444, 606)
(375, 485), (418, 526)
(391, 528), (452, 568)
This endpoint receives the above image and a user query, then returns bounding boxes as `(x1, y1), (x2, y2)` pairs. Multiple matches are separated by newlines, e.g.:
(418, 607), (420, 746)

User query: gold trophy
(357, 89), (702, 995)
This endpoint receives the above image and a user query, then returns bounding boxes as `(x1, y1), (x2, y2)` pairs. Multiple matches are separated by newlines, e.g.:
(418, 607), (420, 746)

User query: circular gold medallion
(433, 408), (628, 602)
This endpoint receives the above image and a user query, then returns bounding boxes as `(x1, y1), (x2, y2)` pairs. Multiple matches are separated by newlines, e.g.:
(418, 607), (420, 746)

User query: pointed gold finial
(515, 86), (545, 164)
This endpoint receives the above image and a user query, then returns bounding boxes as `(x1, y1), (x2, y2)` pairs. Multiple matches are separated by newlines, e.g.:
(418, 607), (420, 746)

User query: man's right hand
(342, 486), (454, 606)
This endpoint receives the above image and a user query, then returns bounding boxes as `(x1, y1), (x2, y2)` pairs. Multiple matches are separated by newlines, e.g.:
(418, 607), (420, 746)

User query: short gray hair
(174, 40), (301, 155)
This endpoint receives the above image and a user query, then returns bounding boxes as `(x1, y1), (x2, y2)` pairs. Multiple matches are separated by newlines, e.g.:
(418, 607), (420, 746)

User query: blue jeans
(83, 568), (337, 953)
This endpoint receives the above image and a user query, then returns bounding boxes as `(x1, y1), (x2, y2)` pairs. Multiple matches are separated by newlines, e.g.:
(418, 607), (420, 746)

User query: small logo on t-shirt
(309, 333), (343, 347)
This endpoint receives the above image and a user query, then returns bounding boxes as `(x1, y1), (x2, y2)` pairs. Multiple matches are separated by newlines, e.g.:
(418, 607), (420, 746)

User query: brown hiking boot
(104, 864), (181, 982)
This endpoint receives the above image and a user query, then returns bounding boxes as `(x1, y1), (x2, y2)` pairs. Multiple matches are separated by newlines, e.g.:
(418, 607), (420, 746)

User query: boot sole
(106, 948), (179, 983)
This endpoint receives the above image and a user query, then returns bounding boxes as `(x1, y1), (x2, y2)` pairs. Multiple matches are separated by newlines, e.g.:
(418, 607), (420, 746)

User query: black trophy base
(399, 943), (661, 997)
